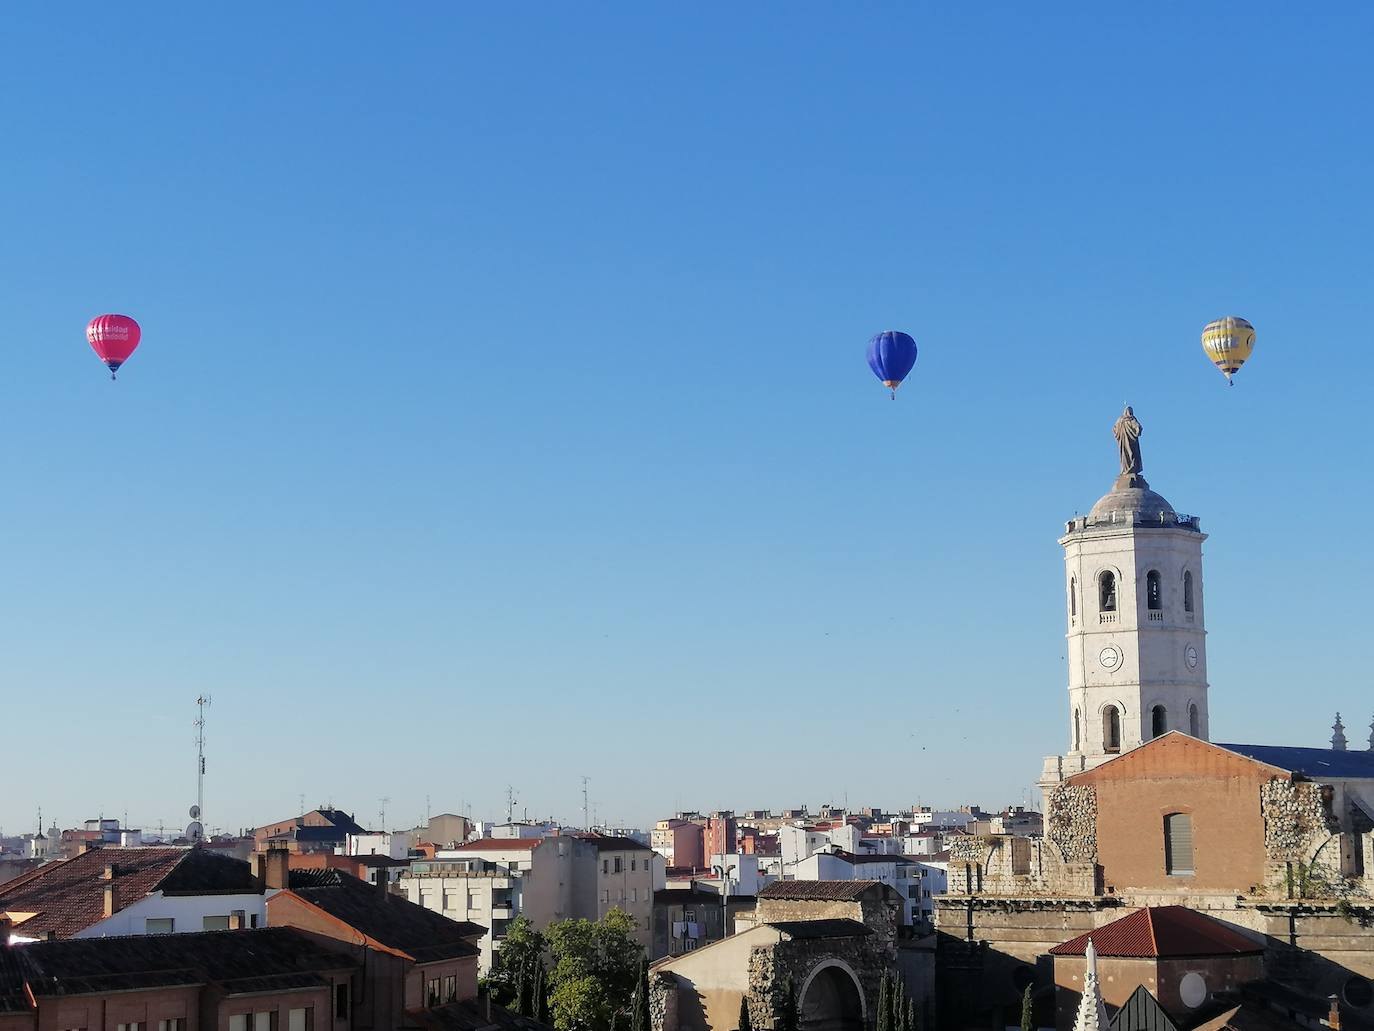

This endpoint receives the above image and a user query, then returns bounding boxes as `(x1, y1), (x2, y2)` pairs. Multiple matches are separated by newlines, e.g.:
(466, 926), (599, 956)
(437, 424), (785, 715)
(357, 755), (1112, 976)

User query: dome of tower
(1087, 478), (1177, 524)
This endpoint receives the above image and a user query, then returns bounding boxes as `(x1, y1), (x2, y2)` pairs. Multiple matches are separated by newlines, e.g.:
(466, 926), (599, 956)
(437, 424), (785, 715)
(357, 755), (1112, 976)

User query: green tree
(905, 995), (917, 1031)
(774, 976), (799, 1031)
(877, 974), (891, 1031)
(487, 916), (547, 1011)
(1019, 984), (1034, 1031)
(738, 997), (752, 1031)
(545, 909), (644, 1031)
(630, 958), (650, 1031)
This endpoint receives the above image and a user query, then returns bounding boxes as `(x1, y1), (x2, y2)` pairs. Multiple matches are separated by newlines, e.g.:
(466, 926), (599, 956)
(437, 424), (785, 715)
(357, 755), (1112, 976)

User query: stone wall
(1046, 785), (1096, 864)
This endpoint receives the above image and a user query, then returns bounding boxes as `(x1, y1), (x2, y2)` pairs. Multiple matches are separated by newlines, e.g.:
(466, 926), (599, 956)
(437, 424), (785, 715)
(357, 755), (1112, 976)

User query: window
(145, 918), (174, 934)
(444, 975), (458, 1003)
(1146, 570), (1162, 610)
(1069, 577), (1077, 617)
(1103, 706), (1121, 752)
(468, 892), (479, 908)
(1189, 704), (1200, 737)
(159, 1020), (185, 1031)
(602, 859), (609, 874)
(601, 889), (609, 903)
(427, 977), (442, 1007)
(250, 914), (258, 928)
(230, 1019), (248, 1031)
(203, 915), (230, 931)
(629, 888), (637, 902)
(287, 1010), (312, 1031)
(1151, 705), (1167, 739)
(683, 909), (696, 923)
(254, 1012), (273, 1031)
(1099, 572), (1117, 612)
(1164, 813), (1194, 875)
(631, 858), (637, 871)
(1074, 708), (1081, 751)
(335, 983), (350, 1022)
(117, 1023), (146, 1031)
(1184, 571), (1195, 613)
(614, 857), (622, 873)
(683, 938), (698, 951)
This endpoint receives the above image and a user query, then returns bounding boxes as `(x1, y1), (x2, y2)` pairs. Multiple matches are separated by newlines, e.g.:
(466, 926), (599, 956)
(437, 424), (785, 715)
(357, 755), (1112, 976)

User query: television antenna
(193, 695), (211, 838)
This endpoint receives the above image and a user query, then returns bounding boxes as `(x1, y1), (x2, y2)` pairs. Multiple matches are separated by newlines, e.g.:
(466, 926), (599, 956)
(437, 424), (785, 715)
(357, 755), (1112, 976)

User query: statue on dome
(1113, 406), (1143, 477)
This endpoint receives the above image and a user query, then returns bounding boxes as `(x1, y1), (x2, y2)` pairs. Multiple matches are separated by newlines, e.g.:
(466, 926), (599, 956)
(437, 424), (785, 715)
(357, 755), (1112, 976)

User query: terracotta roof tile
(449, 839), (543, 852)
(758, 880), (888, 901)
(278, 871), (483, 962)
(1050, 907), (1263, 959)
(0, 848), (258, 940)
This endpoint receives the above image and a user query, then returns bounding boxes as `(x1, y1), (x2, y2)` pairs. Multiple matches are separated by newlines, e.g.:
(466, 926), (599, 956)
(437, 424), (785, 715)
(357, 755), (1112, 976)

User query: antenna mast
(506, 785), (516, 824)
(194, 695), (211, 825)
(582, 776), (590, 831)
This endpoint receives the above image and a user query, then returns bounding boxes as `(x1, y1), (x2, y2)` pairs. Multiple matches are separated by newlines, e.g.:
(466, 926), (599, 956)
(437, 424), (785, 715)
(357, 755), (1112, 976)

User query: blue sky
(2, 6), (1371, 838)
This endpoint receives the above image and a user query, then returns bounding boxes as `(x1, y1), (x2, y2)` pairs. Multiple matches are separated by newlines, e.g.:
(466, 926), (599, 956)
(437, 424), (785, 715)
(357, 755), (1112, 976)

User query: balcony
(1099, 613), (1118, 625)
(491, 904), (515, 920)
(1147, 611), (1163, 622)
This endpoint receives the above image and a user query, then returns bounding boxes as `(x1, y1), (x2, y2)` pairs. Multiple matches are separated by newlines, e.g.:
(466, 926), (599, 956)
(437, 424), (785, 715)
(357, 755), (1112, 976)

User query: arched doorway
(799, 963), (864, 1031)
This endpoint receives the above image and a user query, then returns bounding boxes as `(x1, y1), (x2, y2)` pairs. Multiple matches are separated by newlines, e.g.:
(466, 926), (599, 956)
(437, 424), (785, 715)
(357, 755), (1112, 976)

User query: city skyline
(4, 6), (1373, 833)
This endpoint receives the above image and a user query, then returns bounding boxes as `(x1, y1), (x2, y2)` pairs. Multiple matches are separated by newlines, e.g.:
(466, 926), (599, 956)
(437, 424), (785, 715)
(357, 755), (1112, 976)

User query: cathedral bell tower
(1042, 407), (1209, 790)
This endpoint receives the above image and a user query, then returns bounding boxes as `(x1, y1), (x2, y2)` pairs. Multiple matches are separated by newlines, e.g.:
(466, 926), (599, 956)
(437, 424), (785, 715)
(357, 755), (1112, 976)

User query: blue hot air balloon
(866, 330), (918, 399)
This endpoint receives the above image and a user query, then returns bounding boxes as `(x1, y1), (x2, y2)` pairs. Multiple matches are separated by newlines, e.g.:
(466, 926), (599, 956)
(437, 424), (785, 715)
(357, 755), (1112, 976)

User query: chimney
(375, 869), (390, 897)
(0, 915), (13, 948)
(102, 864), (118, 918)
(1329, 995), (1342, 1030)
(263, 845), (290, 890)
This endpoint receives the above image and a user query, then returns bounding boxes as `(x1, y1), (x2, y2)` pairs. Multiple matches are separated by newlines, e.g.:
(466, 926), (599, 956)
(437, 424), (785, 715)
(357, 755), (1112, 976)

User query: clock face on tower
(1099, 646), (1122, 671)
(1185, 644), (1199, 669)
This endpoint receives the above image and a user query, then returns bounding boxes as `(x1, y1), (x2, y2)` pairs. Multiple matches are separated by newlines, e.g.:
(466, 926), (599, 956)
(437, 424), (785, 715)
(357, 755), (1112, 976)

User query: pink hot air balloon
(86, 314), (142, 380)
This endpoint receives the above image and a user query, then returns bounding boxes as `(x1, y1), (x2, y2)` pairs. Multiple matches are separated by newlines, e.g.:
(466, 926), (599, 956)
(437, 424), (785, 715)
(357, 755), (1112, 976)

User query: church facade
(935, 409), (1374, 1031)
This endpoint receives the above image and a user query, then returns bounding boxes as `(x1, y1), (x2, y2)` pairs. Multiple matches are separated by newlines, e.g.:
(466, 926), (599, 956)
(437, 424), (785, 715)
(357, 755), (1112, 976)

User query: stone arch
(1097, 698), (1126, 753)
(798, 959), (866, 1031)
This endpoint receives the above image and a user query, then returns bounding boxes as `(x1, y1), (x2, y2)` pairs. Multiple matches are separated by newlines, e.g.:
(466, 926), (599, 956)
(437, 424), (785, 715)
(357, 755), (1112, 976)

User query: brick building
(0, 927), (356, 1031)
(267, 867), (484, 1027)
(253, 810), (368, 855)
(1049, 907), (1265, 1030)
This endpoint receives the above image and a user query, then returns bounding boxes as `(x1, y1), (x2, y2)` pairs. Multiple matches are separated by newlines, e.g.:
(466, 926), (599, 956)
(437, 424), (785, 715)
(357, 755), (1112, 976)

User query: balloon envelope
(1200, 316), (1254, 383)
(866, 331), (918, 395)
(86, 314), (141, 376)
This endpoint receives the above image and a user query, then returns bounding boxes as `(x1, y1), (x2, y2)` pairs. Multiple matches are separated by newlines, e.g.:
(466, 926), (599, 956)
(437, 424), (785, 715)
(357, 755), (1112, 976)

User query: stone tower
(1042, 408), (1208, 790)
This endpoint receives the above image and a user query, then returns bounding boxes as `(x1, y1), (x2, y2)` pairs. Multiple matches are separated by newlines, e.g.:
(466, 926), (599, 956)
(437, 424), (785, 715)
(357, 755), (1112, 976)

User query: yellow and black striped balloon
(1201, 316), (1255, 385)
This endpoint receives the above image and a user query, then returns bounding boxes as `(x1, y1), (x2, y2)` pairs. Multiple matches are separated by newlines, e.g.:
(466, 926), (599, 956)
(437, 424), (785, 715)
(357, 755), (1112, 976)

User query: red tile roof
(0, 847), (258, 939)
(449, 838), (543, 851)
(1050, 907), (1263, 959)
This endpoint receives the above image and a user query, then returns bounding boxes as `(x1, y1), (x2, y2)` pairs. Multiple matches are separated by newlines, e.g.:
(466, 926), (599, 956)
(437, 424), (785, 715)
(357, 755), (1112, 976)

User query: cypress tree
(632, 958), (650, 1031)
(738, 996), (752, 1031)
(877, 974), (891, 1031)
(1019, 984), (1034, 1031)
(776, 976), (799, 1031)
(905, 996), (917, 1031)
(536, 962), (550, 1024)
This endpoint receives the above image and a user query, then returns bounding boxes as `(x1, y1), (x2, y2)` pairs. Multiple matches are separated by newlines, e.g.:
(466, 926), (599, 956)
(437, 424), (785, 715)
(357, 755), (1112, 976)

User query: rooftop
(758, 880), (887, 902)
(0, 847), (259, 940)
(1216, 742), (1374, 780)
(449, 839), (544, 852)
(1049, 907), (1263, 959)
(573, 834), (652, 852)
(767, 919), (872, 940)
(0, 928), (356, 1002)
(1066, 475), (1201, 535)
(279, 870), (484, 963)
